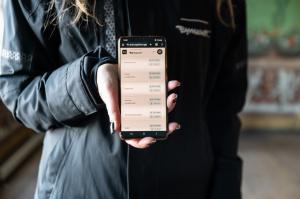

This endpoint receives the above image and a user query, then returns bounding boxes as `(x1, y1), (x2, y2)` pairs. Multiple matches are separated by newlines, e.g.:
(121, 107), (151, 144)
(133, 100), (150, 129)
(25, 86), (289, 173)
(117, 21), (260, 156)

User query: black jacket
(0, 0), (247, 199)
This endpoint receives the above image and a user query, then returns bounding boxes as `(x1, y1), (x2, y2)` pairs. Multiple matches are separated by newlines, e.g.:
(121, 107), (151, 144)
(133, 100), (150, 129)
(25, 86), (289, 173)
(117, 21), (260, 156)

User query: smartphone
(118, 36), (168, 139)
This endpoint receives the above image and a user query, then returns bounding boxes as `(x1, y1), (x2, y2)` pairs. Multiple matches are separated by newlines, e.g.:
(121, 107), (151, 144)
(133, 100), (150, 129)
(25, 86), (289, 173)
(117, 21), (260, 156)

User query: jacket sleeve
(207, 1), (248, 198)
(0, 0), (115, 133)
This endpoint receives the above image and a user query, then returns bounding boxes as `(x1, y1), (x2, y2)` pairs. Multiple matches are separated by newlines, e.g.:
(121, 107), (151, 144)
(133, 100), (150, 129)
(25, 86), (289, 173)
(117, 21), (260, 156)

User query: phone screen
(119, 37), (167, 135)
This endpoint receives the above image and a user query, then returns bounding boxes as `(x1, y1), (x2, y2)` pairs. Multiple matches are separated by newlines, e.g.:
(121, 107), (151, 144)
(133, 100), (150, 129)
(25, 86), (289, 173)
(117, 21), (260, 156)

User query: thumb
(105, 86), (121, 133)
(96, 63), (121, 133)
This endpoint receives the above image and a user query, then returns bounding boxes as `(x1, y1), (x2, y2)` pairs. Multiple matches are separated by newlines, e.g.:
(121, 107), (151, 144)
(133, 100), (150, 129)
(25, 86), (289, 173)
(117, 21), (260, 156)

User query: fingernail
(176, 124), (181, 130)
(151, 140), (157, 143)
(177, 82), (181, 87)
(110, 122), (115, 134)
(173, 94), (178, 103)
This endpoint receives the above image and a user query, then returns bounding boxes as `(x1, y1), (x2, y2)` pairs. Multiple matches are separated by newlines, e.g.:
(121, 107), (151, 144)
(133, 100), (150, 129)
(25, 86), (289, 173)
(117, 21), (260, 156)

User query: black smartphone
(118, 36), (168, 139)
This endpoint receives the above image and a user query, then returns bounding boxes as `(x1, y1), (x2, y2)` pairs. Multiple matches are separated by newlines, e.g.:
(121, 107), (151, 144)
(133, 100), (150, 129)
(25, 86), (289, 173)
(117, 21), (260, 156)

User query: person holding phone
(0, 0), (247, 199)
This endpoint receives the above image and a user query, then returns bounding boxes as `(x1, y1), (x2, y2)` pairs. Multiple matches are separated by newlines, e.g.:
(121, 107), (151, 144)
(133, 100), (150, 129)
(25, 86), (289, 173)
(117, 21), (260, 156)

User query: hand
(97, 63), (181, 149)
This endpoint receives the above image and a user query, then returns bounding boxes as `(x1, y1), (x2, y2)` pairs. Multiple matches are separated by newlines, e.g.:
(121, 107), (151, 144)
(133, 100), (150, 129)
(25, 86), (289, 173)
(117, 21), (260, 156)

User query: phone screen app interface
(120, 38), (166, 132)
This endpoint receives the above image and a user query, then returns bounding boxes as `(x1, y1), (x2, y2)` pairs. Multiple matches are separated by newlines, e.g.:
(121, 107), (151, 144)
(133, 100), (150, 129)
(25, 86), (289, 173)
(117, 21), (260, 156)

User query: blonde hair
(48, 0), (103, 26)
(217, 0), (236, 29)
(48, 0), (235, 28)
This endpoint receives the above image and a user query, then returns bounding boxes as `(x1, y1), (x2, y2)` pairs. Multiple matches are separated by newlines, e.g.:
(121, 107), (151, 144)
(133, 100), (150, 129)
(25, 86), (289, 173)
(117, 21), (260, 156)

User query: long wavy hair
(48, 0), (235, 28)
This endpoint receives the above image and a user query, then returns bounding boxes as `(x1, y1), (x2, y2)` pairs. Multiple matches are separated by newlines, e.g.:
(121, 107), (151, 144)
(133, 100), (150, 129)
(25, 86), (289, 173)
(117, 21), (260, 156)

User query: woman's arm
(206, 0), (248, 198)
(0, 0), (115, 133)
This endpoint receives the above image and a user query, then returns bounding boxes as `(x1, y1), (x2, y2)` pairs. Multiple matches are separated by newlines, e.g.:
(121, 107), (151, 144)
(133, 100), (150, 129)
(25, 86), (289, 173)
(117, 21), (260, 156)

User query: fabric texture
(104, 0), (117, 58)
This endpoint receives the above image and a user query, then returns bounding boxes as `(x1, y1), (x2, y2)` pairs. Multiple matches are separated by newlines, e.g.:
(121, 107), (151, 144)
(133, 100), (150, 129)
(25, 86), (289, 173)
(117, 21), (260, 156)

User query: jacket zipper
(125, 0), (132, 36)
(124, 1), (132, 198)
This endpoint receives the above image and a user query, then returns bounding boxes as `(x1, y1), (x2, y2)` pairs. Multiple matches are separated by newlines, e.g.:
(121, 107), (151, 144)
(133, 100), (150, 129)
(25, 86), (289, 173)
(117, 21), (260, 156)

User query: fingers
(168, 80), (181, 92)
(167, 93), (177, 113)
(125, 137), (157, 149)
(167, 80), (180, 113)
(167, 122), (181, 137)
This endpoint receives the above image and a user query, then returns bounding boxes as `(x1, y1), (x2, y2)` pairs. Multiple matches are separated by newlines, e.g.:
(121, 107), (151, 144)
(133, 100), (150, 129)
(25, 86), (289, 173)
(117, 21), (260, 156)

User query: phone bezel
(118, 36), (168, 140)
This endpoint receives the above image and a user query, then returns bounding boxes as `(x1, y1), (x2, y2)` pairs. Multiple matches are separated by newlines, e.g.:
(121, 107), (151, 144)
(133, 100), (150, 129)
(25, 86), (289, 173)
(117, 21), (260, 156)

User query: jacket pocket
(35, 127), (74, 199)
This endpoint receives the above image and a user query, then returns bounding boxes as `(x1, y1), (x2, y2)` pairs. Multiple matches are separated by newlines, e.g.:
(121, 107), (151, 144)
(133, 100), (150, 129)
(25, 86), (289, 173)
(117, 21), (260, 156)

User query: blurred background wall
(0, 0), (299, 199)
(241, 1), (300, 198)
(242, 0), (300, 130)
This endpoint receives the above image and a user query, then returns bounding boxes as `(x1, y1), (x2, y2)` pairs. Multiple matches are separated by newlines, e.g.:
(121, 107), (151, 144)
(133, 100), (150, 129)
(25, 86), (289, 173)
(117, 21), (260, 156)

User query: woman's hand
(97, 63), (181, 149)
